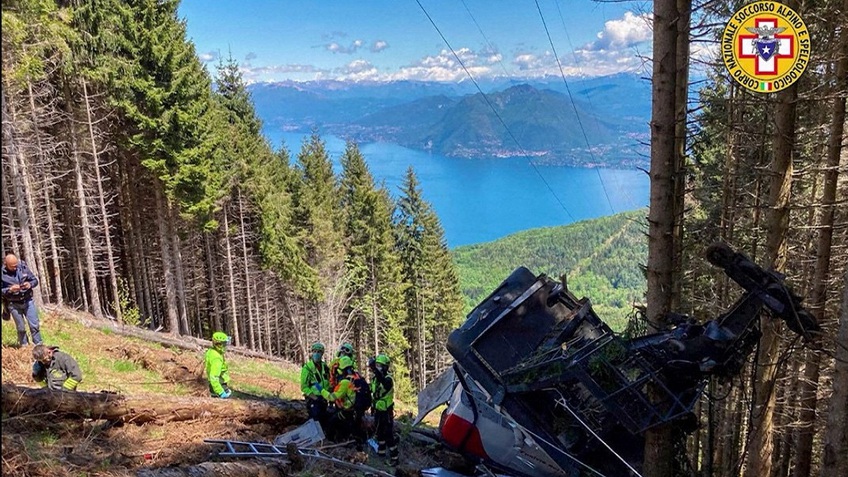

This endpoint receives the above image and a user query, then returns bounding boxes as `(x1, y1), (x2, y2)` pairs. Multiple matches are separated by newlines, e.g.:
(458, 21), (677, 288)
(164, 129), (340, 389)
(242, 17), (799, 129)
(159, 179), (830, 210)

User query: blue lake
(266, 130), (650, 248)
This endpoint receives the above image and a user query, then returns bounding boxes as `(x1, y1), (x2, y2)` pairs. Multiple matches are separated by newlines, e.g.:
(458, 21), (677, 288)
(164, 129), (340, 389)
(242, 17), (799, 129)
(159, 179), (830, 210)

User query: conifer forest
(1, 1), (847, 476)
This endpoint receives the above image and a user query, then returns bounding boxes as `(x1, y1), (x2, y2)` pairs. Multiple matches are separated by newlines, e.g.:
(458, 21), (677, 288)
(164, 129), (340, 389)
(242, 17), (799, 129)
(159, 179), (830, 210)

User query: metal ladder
(204, 439), (395, 477)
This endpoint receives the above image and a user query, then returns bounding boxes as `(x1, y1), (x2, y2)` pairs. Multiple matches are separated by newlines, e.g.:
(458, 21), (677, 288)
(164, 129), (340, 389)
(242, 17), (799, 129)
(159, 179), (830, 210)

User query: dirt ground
(1, 309), (454, 477)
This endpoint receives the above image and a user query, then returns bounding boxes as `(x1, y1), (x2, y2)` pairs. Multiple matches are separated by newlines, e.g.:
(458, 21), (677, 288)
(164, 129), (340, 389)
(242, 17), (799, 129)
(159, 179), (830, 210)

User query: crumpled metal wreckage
(417, 243), (819, 477)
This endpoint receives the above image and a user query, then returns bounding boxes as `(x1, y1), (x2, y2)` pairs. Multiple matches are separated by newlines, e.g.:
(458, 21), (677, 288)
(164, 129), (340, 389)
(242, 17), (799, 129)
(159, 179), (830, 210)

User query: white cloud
(240, 64), (328, 83)
(325, 39), (365, 54)
(335, 59), (380, 81)
(584, 11), (652, 51)
(382, 47), (497, 82)
(244, 12), (654, 83)
(199, 51), (220, 63)
(371, 40), (389, 53)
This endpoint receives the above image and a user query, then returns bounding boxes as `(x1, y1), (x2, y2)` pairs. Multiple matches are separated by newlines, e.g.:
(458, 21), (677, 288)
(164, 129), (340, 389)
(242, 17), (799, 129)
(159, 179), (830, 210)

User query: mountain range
(249, 73), (651, 167)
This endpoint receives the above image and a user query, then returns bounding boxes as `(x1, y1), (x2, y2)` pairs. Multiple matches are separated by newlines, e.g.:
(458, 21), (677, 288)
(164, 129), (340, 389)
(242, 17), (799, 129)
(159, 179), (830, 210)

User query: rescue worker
(301, 342), (331, 427)
(32, 344), (82, 391)
(329, 342), (356, 388)
(205, 332), (232, 398)
(369, 354), (398, 465)
(319, 355), (366, 447)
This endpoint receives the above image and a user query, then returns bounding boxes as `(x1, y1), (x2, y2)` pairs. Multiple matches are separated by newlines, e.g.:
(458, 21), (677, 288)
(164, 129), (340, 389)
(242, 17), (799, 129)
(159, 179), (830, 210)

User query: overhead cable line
(459, 0), (511, 78)
(534, 0), (616, 215)
(553, 0), (639, 211)
(413, 0), (575, 222)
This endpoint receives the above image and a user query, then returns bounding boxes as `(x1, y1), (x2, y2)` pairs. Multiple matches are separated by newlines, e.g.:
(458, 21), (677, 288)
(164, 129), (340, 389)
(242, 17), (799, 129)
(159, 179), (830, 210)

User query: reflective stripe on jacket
(32, 348), (82, 391)
(322, 378), (355, 410)
(371, 372), (394, 411)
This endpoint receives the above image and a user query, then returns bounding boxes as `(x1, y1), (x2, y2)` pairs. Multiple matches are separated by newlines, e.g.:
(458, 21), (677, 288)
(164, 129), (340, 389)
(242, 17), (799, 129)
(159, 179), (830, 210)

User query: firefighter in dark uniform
(32, 344), (83, 391)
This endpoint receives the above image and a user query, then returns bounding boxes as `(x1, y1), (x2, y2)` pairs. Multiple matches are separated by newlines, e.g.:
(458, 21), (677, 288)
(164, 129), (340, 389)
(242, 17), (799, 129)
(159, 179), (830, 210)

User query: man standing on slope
(206, 332), (232, 398)
(32, 344), (83, 391)
(301, 342), (331, 427)
(2, 254), (42, 346)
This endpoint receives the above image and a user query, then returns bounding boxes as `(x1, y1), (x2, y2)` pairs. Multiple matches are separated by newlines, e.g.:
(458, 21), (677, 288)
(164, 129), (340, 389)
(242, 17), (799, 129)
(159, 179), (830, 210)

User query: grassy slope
(453, 209), (648, 331)
(1, 309), (428, 477)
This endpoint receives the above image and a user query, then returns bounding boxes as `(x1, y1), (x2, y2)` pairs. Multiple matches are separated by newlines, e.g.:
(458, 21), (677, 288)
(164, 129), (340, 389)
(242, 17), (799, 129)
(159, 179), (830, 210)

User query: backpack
(350, 372), (372, 412)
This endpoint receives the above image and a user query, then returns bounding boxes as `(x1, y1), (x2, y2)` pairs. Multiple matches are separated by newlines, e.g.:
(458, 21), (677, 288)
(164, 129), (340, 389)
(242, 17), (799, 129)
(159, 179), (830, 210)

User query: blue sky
(178, 0), (655, 83)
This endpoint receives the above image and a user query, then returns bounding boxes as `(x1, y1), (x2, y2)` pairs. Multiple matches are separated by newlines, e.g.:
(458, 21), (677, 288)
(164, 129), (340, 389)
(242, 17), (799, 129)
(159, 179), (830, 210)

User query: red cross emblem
(737, 18), (794, 76)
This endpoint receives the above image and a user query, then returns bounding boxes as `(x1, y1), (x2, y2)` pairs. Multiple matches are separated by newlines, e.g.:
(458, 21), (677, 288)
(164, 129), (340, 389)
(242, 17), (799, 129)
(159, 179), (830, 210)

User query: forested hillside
(642, 1), (848, 476)
(339, 84), (643, 166)
(454, 209), (647, 330)
(1, 0), (464, 396)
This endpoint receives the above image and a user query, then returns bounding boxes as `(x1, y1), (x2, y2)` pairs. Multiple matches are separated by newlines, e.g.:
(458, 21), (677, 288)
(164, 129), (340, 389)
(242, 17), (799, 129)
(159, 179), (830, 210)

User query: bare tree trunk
(264, 280), (272, 354)
(794, 15), (847, 474)
(2, 180), (20, 257)
(821, 270), (848, 477)
(2, 384), (306, 426)
(671, 0), (690, 311)
(137, 461), (289, 477)
(43, 184), (63, 305)
(223, 206), (240, 346)
(168, 206), (189, 334)
(2, 92), (44, 308)
(69, 108), (103, 319)
(643, 0), (680, 474)
(236, 189), (256, 349)
(25, 82), (51, 304)
(275, 297), (282, 357)
(81, 79), (120, 321)
(744, 78), (798, 477)
(205, 232), (222, 332)
(154, 185), (180, 333)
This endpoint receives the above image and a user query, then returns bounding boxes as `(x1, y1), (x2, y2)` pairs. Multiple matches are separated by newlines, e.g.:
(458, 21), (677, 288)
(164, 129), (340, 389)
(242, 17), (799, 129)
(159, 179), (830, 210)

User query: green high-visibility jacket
(205, 347), (230, 395)
(322, 377), (355, 410)
(300, 359), (330, 398)
(371, 371), (394, 411)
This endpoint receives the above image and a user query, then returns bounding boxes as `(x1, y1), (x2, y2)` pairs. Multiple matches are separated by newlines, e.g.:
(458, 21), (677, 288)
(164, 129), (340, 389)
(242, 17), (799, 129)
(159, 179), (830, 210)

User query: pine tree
(394, 167), (462, 390)
(340, 142), (411, 396)
(291, 132), (345, 347)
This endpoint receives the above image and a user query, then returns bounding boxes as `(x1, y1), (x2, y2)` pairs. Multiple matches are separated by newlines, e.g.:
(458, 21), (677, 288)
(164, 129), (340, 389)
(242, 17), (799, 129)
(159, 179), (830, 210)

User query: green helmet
(212, 332), (229, 345)
(338, 355), (354, 371)
(375, 354), (390, 366)
(311, 342), (325, 353)
(339, 342), (354, 356)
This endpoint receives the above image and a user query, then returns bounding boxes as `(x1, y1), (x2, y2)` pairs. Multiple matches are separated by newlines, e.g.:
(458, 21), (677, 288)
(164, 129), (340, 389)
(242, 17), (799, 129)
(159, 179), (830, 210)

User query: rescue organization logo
(722, 1), (810, 93)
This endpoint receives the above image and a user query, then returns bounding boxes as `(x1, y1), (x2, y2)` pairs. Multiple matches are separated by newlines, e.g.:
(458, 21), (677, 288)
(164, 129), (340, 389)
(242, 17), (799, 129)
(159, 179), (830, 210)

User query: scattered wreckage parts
(204, 439), (396, 477)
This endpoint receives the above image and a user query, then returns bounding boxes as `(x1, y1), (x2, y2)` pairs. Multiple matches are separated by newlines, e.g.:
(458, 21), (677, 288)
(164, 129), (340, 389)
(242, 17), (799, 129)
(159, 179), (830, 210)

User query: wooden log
(136, 461), (289, 477)
(1, 384), (307, 426)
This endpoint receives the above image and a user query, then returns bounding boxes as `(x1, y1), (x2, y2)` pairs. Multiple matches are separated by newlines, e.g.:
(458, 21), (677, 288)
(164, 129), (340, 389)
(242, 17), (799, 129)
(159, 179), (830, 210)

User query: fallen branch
(136, 461), (290, 477)
(1, 384), (307, 426)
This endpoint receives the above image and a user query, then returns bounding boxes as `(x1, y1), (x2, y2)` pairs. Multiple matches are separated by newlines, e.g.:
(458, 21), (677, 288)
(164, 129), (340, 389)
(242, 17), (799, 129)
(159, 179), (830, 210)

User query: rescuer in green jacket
(369, 353), (398, 465)
(319, 355), (366, 446)
(205, 332), (232, 398)
(32, 345), (82, 391)
(301, 342), (331, 427)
